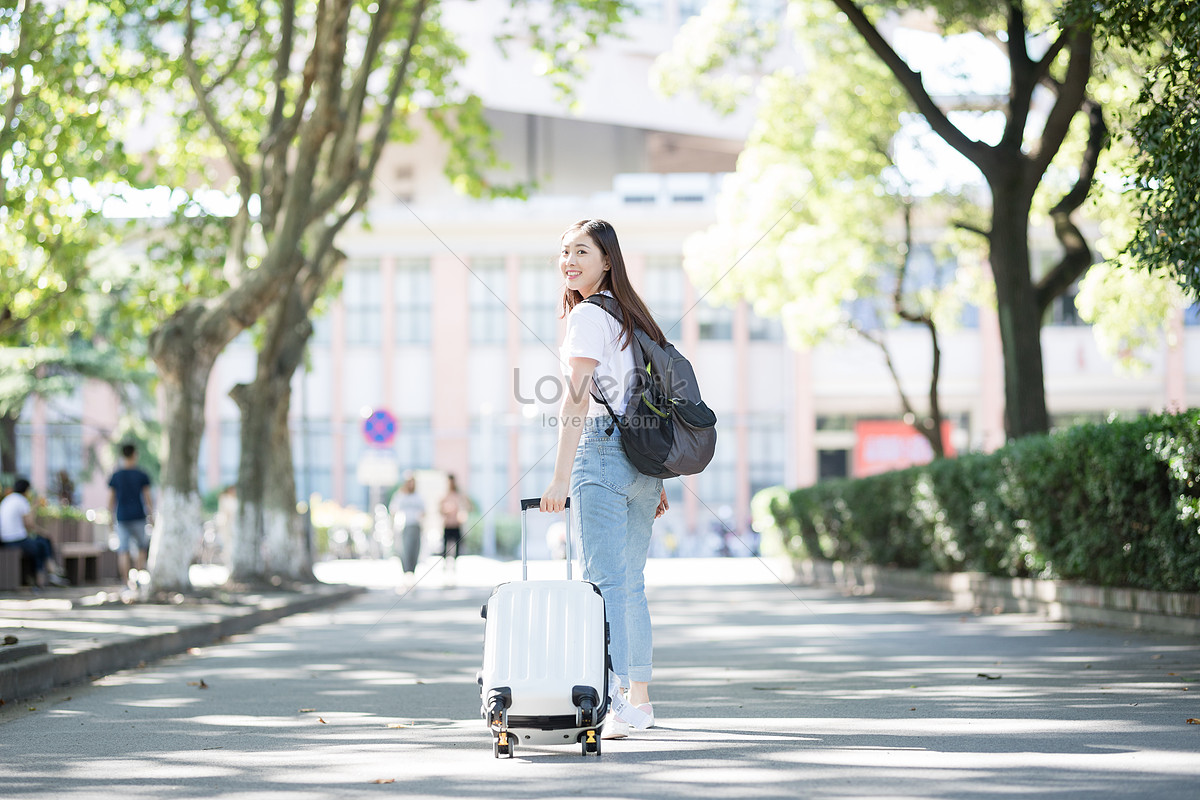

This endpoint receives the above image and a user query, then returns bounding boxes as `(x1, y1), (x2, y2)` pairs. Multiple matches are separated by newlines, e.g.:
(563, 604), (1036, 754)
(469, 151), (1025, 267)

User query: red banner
(853, 419), (955, 478)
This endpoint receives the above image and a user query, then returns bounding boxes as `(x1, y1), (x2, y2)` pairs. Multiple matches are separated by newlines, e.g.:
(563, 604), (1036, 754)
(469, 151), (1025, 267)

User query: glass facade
(470, 258), (509, 344)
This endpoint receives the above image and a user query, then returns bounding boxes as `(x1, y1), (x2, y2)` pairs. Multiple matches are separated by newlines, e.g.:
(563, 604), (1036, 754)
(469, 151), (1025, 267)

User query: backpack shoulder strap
(579, 293), (643, 418)
(582, 292), (621, 320)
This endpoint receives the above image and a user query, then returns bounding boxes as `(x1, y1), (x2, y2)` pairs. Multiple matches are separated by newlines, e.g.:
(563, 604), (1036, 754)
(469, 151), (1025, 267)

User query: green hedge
(755, 410), (1200, 593)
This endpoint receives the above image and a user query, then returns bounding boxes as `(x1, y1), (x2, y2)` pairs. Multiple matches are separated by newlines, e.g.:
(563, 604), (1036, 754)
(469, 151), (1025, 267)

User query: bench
(0, 546), (24, 591)
(57, 542), (119, 586)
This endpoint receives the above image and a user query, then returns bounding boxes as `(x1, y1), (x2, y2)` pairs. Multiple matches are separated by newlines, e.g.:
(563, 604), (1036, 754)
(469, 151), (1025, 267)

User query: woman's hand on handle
(541, 478), (570, 513)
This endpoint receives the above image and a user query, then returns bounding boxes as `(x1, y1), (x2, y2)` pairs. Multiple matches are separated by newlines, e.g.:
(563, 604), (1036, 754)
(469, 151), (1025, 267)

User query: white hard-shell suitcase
(479, 498), (609, 757)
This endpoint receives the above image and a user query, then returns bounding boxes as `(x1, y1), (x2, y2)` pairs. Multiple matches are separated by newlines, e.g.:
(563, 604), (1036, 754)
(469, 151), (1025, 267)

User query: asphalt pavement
(1, 556), (1199, 799)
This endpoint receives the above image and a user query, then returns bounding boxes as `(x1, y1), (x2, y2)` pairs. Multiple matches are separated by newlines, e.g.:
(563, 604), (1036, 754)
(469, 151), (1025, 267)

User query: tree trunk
(147, 306), (220, 593)
(0, 409), (16, 476)
(229, 283), (315, 585)
(989, 179), (1049, 439)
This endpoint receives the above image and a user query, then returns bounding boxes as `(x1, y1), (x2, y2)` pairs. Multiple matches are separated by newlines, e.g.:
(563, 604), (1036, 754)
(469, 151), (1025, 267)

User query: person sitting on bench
(0, 478), (67, 589)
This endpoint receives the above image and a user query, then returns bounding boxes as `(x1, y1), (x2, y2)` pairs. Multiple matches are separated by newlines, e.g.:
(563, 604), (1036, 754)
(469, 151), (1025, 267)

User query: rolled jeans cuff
(627, 664), (653, 684)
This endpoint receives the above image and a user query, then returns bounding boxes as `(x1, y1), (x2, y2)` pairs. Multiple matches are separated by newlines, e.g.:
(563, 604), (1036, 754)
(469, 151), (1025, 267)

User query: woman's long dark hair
(560, 219), (668, 348)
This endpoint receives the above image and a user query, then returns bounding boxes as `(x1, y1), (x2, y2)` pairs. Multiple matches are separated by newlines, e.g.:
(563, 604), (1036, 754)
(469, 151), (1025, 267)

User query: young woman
(540, 219), (670, 739)
(439, 473), (470, 569)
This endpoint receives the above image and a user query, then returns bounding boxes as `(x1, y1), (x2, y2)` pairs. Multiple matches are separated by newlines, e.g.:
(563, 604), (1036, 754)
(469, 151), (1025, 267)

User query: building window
(394, 258), (432, 344)
(696, 298), (734, 341)
(394, 417), (434, 472)
(470, 258), (508, 344)
(748, 415), (786, 496)
(344, 260), (382, 345)
(516, 421), (559, 501)
(469, 415), (510, 516)
(218, 421), (239, 490)
(519, 258), (561, 347)
(643, 255), (685, 339)
(293, 419), (333, 502)
(748, 311), (784, 341)
(694, 430), (736, 514)
(818, 449), (849, 481)
(1047, 282), (1085, 326)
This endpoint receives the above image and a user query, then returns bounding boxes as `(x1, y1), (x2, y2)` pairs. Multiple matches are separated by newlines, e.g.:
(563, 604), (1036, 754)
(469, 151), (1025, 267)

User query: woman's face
(560, 230), (608, 298)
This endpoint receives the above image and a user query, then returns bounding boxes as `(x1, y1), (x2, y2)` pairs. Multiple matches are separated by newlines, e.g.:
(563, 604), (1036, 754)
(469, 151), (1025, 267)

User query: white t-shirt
(561, 291), (636, 417)
(0, 492), (31, 543)
(389, 491), (425, 528)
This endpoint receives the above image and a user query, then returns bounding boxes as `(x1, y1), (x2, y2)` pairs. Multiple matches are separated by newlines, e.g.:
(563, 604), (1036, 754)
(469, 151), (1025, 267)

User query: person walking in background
(439, 473), (470, 579)
(389, 473), (425, 586)
(0, 478), (68, 589)
(108, 443), (154, 587)
(540, 218), (670, 739)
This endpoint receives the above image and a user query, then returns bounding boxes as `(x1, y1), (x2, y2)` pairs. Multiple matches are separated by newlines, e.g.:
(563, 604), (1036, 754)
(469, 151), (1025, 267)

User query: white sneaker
(600, 717), (631, 739)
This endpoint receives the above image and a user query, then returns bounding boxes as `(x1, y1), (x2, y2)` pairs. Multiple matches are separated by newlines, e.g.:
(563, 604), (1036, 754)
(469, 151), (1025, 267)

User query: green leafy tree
(673, 2), (989, 457)
(1, 1), (157, 472)
(1065, 0), (1200, 292)
(132, 0), (631, 592)
(661, 0), (1113, 440)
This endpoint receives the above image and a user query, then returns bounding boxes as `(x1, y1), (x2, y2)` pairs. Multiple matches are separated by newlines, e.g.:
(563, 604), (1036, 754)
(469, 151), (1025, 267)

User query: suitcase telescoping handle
(519, 498), (572, 581)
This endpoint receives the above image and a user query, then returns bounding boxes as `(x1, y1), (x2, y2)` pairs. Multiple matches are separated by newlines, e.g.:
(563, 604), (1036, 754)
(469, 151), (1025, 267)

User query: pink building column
(380, 255), (397, 413)
(733, 300), (750, 534)
(205, 357), (223, 492)
(978, 263), (1007, 452)
(30, 396), (48, 492)
(431, 252), (471, 483)
(1165, 307), (1186, 412)
(792, 347), (817, 488)
(681, 276), (699, 537)
(80, 379), (120, 509)
(331, 298), (347, 504)
(506, 253), (523, 514)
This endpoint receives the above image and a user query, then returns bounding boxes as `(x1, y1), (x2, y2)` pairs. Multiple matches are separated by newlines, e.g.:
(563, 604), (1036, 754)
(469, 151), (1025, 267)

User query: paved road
(2, 557), (1198, 799)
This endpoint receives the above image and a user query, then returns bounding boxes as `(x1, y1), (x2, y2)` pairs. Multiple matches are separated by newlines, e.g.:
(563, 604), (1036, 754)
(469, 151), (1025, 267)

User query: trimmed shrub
(753, 410), (1200, 592)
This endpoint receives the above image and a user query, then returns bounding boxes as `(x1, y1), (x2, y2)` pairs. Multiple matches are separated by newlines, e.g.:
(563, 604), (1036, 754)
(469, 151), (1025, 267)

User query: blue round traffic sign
(363, 409), (398, 447)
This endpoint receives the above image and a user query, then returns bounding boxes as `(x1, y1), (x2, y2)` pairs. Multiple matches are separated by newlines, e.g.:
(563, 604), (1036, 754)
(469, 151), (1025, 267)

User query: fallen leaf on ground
(1187, 719), (1199, 724)
(3, 635), (18, 645)
(371, 779), (395, 784)
(187, 680), (209, 689)
(318, 717), (327, 724)
(387, 723), (410, 729)
(299, 708), (317, 713)
(977, 673), (1002, 680)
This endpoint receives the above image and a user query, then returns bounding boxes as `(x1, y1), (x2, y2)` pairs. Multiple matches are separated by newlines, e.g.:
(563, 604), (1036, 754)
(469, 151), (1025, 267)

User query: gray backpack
(584, 294), (717, 479)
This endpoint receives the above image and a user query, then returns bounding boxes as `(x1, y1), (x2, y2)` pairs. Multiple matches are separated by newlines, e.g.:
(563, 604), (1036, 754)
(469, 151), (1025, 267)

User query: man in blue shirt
(108, 443), (154, 585)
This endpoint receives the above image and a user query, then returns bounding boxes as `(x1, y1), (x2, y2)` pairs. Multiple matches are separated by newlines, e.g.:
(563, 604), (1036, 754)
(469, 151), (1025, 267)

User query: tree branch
(828, 0), (990, 170)
(209, 23), (257, 92)
(1029, 28), (1093, 179)
(183, 0), (253, 200)
(311, 0), (429, 219)
(999, 0), (1035, 153)
(1033, 27), (1071, 86)
(954, 221), (991, 239)
(1036, 98), (1107, 313)
(260, 0), (299, 232)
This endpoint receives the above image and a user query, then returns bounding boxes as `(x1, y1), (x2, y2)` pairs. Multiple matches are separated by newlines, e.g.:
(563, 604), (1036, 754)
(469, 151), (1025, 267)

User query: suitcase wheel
(493, 731), (514, 759)
(581, 729), (601, 756)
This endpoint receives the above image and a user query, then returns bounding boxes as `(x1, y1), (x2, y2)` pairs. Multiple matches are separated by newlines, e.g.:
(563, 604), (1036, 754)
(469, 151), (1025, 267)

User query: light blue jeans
(571, 417), (663, 688)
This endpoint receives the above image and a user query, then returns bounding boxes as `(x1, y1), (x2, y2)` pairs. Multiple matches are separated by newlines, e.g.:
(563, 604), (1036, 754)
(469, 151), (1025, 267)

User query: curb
(0, 585), (364, 706)
(792, 560), (1200, 636)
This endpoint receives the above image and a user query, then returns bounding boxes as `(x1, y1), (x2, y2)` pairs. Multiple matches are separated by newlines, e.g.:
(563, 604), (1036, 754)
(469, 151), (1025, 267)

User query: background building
(11, 0), (1198, 552)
